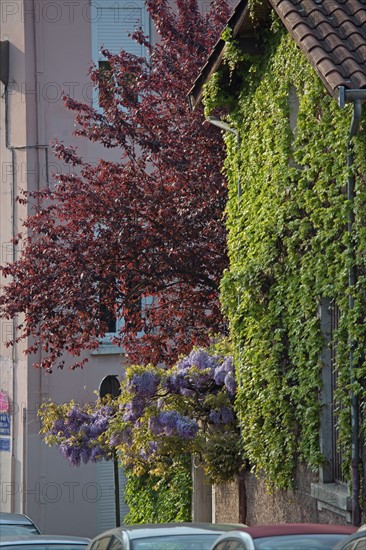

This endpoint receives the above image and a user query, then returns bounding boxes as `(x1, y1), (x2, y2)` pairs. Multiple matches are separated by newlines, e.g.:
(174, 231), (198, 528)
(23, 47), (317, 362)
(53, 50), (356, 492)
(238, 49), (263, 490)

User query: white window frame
(95, 295), (154, 354)
(91, 0), (150, 110)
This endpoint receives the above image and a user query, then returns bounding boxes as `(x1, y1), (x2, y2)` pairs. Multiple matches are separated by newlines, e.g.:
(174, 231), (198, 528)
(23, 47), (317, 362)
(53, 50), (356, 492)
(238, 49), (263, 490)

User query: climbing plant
(39, 345), (243, 486)
(204, 21), (366, 489)
(123, 459), (192, 524)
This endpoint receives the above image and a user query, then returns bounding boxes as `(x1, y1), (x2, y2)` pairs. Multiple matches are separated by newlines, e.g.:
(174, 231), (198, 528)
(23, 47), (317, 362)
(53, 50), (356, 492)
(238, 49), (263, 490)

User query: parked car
(333, 524), (366, 550)
(87, 523), (247, 550)
(208, 524), (357, 550)
(0, 535), (90, 550)
(0, 514), (41, 536)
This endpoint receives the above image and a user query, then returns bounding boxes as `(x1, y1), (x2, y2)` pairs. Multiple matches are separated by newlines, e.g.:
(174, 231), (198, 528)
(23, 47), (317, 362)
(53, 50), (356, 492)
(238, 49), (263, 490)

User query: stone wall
(213, 465), (353, 526)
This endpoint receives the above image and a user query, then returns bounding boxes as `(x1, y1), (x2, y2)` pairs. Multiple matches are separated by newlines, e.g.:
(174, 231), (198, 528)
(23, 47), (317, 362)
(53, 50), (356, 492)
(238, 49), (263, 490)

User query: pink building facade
(0, 0), (239, 537)
(0, 1), (146, 535)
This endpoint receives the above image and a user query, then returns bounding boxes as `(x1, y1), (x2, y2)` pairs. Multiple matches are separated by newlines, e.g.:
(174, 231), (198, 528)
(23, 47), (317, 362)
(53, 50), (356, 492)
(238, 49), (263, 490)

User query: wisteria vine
(39, 348), (244, 483)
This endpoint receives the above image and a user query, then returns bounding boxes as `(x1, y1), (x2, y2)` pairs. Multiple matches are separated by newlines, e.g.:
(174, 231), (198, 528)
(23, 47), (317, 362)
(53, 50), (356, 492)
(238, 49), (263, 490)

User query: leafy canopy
(0, 0), (232, 370)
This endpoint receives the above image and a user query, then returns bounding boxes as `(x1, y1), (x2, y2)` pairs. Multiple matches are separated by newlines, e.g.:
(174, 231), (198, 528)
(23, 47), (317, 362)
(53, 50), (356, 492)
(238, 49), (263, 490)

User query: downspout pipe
(205, 116), (245, 522)
(338, 87), (366, 526)
(206, 116), (241, 199)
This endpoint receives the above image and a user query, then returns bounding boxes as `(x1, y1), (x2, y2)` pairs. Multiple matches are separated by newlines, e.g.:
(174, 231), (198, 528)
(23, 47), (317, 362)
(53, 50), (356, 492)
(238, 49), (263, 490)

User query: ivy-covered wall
(123, 458), (192, 524)
(204, 22), (366, 490)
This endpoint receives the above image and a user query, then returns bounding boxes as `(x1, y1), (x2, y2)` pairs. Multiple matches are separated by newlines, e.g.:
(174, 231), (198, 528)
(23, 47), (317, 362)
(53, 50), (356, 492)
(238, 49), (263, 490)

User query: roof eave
(189, 0), (271, 111)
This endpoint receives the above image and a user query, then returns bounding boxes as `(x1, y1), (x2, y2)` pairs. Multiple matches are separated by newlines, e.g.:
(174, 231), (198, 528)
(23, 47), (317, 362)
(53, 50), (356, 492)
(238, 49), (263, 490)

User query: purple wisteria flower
(128, 370), (160, 398)
(66, 406), (90, 428)
(158, 410), (180, 435)
(110, 427), (132, 447)
(188, 349), (216, 371)
(224, 372), (237, 396)
(176, 355), (191, 375)
(90, 445), (105, 462)
(140, 441), (158, 459)
(162, 372), (187, 393)
(180, 387), (196, 397)
(80, 446), (92, 464)
(149, 416), (164, 436)
(208, 410), (221, 425)
(221, 406), (234, 424)
(109, 434), (121, 447)
(50, 403), (114, 467)
(120, 427), (133, 445)
(53, 418), (66, 433)
(214, 356), (234, 385)
(89, 412), (109, 437)
(154, 411), (198, 439)
(122, 397), (145, 423)
(60, 444), (81, 467)
(176, 416), (199, 439)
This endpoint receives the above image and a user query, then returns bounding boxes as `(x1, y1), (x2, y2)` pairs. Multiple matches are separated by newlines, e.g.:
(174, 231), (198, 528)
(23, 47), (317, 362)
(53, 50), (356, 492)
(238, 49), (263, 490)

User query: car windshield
(255, 534), (350, 550)
(131, 534), (218, 550)
(0, 525), (40, 536)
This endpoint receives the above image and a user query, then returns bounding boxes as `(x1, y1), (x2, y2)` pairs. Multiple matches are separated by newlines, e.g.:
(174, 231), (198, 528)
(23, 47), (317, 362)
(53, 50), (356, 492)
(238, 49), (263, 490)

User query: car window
(89, 537), (116, 550)
(214, 541), (247, 550)
(0, 524), (40, 536)
(214, 543), (230, 550)
(254, 534), (350, 550)
(354, 539), (366, 550)
(131, 534), (218, 550)
(107, 536), (123, 550)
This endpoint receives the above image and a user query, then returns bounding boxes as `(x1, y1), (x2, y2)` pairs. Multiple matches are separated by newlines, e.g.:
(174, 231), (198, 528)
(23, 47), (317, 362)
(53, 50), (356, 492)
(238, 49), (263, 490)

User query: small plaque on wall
(0, 438), (10, 452)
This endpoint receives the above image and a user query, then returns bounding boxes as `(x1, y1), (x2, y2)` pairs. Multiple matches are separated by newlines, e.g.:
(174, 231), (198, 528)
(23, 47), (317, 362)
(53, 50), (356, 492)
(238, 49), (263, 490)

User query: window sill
(311, 482), (351, 522)
(91, 343), (124, 356)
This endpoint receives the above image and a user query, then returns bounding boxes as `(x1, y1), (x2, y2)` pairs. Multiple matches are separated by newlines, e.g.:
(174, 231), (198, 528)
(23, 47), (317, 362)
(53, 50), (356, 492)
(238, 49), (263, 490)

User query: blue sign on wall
(0, 438), (10, 452)
(0, 413), (10, 436)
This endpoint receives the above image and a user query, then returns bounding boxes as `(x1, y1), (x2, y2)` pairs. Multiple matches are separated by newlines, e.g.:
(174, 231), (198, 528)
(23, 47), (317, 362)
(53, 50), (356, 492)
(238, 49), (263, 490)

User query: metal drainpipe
(206, 116), (246, 522)
(206, 117), (241, 300)
(339, 87), (366, 526)
(347, 99), (362, 527)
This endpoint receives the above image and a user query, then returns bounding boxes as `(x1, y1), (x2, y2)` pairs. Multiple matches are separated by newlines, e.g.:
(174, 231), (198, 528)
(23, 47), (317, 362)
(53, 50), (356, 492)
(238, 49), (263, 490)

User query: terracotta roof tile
(301, 34), (322, 51)
(348, 32), (366, 50)
(353, 8), (366, 24)
(304, 9), (328, 27)
(324, 34), (347, 53)
(339, 20), (364, 40)
(309, 45), (330, 64)
(332, 44), (355, 60)
(286, 11), (308, 27)
(188, 0), (366, 110)
(270, 0), (366, 98)
(355, 44), (366, 58)
(325, 72), (349, 91)
(351, 71), (366, 89)
(318, 57), (340, 78)
(293, 22), (315, 41)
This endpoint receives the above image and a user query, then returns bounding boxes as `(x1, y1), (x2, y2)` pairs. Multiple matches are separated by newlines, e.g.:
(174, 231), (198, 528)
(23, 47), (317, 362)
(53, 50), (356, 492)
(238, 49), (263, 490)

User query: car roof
(0, 513), (36, 526)
(94, 522), (246, 540)
(0, 535), (90, 545)
(240, 524), (356, 538)
(333, 527), (366, 549)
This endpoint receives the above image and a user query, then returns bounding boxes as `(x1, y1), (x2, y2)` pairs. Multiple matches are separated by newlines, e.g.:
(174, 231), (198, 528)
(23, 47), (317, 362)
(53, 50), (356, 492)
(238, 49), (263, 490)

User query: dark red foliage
(0, 0), (232, 370)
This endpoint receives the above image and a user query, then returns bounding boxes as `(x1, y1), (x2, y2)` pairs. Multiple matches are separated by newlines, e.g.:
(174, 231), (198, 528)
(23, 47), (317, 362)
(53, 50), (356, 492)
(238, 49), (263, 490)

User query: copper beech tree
(0, 0), (232, 371)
